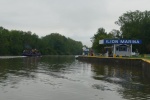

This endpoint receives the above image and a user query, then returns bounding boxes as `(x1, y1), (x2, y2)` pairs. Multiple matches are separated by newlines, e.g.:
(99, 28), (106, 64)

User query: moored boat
(22, 49), (41, 57)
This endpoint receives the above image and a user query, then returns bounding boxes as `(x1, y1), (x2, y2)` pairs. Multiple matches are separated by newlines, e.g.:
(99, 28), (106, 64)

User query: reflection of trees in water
(41, 55), (75, 64)
(92, 64), (142, 82)
(23, 57), (40, 70)
(142, 64), (150, 80)
(0, 56), (75, 88)
(40, 55), (75, 72)
(22, 57), (41, 78)
(90, 62), (150, 100)
(0, 57), (41, 87)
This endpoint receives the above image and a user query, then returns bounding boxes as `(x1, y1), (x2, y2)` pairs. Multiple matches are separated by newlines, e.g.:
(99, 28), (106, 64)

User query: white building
(99, 39), (142, 57)
(113, 44), (131, 56)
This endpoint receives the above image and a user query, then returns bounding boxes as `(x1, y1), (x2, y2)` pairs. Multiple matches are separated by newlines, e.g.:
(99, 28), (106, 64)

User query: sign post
(130, 44), (132, 56)
(113, 44), (116, 57)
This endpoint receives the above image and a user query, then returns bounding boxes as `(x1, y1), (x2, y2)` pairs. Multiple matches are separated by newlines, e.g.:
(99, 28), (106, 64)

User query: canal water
(0, 56), (150, 100)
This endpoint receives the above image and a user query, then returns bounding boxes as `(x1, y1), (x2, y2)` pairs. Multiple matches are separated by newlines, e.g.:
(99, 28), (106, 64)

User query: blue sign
(103, 39), (142, 44)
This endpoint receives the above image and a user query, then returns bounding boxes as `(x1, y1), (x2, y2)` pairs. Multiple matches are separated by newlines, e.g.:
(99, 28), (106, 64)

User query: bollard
(113, 54), (116, 58)
(119, 55), (122, 58)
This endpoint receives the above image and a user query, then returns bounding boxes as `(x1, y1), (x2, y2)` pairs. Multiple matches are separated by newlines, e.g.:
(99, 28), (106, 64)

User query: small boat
(22, 49), (41, 57)
(22, 52), (41, 57)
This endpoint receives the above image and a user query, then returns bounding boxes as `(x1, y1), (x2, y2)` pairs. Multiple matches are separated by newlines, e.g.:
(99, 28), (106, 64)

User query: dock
(76, 56), (150, 67)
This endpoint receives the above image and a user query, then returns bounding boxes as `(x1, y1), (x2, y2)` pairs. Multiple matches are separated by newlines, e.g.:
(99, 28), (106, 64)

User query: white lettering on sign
(120, 40), (128, 43)
(102, 39), (141, 44)
(112, 40), (118, 43)
(106, 40), (110, 43)
(106, 40), (118, 43)
(132, 40), (139, 44)
(120, 40), (139, 44)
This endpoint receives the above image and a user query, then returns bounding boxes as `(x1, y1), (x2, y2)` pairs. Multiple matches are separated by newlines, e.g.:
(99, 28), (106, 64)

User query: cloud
(0, 0), (150, 47)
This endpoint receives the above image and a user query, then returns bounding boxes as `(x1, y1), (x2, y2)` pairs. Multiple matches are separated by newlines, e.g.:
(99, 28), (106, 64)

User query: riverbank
(76, 56), (150, 67)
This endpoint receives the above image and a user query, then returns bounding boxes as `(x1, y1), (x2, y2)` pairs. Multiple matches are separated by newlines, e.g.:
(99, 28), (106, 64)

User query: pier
(76, 56), (150, 67)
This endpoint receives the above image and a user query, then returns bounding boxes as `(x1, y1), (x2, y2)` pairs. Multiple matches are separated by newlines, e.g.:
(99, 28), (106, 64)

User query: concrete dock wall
(76, 56), (150, 67)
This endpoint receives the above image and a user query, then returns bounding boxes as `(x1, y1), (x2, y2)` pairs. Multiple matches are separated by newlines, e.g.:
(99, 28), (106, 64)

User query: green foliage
(92, 10), (150, 54)
(0, 27), (83, 55)
(0, 27), (10, 55)
(116, 10), (150, 53)
(40, 33), (82, 55)
(91, 28), (113, 53)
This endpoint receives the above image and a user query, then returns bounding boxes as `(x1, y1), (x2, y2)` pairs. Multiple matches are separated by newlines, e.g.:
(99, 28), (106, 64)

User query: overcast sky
(0, 0), (149, 47)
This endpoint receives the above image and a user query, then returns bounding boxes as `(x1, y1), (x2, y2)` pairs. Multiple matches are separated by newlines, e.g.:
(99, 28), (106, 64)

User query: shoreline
(76, 56), (150, 67)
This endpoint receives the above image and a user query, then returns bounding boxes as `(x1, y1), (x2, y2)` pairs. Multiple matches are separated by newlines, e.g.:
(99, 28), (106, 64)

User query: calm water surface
(0, 56), (150, 100)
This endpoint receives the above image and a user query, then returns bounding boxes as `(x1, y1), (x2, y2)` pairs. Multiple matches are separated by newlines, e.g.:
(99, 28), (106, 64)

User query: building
(82, 46), (89, 56)
(99, 39), (142, 57)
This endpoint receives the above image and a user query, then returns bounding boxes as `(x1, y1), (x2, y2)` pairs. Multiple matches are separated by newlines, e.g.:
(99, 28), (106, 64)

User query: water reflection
(91, 62), (150, 100)
(40, 55), (75, 72)
(38, 56), (82, 82)
(0, 56), (75, 85)
(0, 56), (77, 98)
(0, 57), (40, 89)
(0, 56), (150, 100)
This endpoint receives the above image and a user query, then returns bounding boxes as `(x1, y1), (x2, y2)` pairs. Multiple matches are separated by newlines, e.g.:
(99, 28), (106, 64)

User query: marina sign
(99, 39), (142, 44)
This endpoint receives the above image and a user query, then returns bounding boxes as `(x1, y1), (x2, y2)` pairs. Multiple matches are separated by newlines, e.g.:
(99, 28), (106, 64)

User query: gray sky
(0, 0), (149, 47)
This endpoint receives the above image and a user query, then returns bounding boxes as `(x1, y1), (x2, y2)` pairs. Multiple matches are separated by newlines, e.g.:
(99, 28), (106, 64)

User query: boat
(22, 52), (41, 57)
(22, 49), (41, 57)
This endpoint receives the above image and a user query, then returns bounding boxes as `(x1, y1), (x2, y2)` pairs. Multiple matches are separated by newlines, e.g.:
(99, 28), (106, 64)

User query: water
(0, 56), (150, 100)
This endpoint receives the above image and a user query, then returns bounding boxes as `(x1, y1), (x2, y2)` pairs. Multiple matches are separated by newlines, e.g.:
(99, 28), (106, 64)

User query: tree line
(92, 10), (150, 54)
(0, 27), (83, 55)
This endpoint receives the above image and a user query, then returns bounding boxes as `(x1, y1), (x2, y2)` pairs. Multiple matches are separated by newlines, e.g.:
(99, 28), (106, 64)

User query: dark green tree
(41, 33), (83, 55)
(91, 28), (113, 53)
(115, 10), (150, 53)
(109, 29), (122, 39)
(0, 27), (10, 55)
(0, 26), (83, 55)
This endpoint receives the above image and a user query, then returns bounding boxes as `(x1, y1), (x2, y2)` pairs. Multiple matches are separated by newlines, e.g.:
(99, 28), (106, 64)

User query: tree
(109, 29), (122, 39)
(40, 33), (83, 55)
(115, 10), (150, 53)
(0, 26), (83, 55)
(91, 28), (113, 53)
(0, 27), (10, 55)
